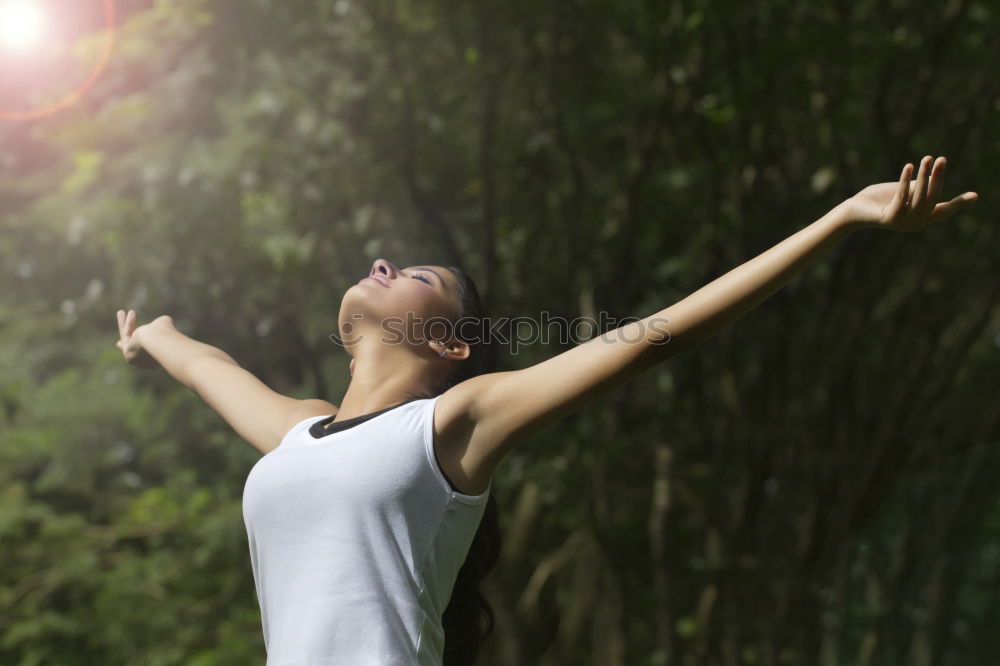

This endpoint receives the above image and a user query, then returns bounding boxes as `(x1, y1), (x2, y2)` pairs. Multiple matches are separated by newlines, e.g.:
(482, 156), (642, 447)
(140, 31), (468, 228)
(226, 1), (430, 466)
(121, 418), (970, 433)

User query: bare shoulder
(432, 372), (513, 495)
(281, 398), (339, 438)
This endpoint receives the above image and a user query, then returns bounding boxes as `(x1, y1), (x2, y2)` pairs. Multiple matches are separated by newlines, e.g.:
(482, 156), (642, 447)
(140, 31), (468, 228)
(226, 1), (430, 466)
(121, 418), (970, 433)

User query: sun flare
(0, 0), (46, 51)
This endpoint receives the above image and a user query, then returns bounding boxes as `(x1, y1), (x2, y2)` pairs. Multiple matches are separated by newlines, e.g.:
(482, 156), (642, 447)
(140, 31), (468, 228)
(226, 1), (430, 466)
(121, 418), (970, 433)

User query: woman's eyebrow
(407, 266), (445, 288)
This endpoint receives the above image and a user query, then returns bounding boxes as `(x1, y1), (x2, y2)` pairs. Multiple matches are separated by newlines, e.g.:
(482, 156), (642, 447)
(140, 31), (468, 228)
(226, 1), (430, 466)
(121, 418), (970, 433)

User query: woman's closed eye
(410, 272), (431, 285)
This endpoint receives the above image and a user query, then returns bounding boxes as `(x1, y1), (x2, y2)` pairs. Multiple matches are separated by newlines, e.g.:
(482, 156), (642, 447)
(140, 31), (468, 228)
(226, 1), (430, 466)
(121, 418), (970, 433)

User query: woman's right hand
(115, 309), (164, 370)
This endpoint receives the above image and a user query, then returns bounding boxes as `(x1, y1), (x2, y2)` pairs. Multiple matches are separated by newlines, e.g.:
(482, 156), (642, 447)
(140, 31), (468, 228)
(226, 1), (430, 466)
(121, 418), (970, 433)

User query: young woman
(115, 156), (977, 665)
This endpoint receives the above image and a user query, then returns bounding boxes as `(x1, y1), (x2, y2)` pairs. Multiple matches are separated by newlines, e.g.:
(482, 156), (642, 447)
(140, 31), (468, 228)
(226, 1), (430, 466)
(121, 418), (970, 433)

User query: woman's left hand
(840, 155), (979, 232)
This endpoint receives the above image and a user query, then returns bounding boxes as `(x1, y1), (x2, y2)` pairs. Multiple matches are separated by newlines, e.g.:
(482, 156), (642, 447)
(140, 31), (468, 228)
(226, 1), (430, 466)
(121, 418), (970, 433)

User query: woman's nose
(370, 258), (396, 279)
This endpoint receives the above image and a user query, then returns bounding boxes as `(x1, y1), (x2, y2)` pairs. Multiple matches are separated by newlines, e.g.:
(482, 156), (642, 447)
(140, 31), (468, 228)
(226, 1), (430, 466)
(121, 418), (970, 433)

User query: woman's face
(338, 258), (462, 349)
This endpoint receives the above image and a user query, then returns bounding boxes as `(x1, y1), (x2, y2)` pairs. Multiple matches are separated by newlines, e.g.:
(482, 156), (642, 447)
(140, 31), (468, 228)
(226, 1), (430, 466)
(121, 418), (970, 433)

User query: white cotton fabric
(242, 395), (491, 665)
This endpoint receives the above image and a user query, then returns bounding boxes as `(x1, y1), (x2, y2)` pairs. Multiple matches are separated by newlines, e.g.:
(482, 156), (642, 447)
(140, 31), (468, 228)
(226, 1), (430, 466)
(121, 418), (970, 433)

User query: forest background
(0, 0), (997, 664)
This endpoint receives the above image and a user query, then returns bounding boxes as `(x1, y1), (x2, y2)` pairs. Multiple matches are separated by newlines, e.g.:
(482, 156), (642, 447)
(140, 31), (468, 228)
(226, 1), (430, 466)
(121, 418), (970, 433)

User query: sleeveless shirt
(242, 395), (492, 665)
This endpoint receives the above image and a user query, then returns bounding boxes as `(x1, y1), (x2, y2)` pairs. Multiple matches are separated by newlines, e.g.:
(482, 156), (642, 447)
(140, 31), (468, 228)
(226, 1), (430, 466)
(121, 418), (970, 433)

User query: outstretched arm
(437, 156), (979, 488)
(115, 312), (337, 455)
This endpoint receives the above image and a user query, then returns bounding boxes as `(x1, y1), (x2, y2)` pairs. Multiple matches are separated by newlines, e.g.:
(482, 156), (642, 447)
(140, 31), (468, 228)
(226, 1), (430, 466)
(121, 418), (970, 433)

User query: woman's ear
(438, 338), (471, 361)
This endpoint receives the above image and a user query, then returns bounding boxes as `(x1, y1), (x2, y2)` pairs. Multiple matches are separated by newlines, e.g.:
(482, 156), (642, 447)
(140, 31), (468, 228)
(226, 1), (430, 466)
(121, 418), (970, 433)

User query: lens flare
(0, 0), (116, 121)
(0, 0), (45, 50)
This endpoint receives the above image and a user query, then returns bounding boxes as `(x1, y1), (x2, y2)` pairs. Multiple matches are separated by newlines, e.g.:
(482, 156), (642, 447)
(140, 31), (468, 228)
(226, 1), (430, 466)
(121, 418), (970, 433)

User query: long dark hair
(438, 266), (502, 665)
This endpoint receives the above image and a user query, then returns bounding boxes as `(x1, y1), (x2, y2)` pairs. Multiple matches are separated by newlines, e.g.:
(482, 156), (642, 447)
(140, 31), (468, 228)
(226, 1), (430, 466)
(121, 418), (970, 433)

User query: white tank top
(242, 395), (492, 665)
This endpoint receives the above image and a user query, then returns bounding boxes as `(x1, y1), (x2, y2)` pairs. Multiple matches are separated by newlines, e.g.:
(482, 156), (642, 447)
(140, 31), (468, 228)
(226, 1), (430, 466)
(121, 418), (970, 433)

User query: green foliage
(0, 0), (997, 664)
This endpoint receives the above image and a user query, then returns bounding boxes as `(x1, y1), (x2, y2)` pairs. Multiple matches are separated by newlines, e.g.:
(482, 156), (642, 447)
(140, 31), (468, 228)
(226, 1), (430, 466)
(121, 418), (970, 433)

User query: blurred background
(0, 0), (997, 664)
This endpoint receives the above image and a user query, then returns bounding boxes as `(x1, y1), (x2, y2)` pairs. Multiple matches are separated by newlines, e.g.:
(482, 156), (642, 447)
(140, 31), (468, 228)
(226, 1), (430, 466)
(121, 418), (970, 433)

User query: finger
(127, 309), (136, 334)
(929, 194), (975, 222)
(890, 163), (912, 218)
(117, 309), (125, 337)
(925, 156), (946, 206)
(911, 155), (931, 211)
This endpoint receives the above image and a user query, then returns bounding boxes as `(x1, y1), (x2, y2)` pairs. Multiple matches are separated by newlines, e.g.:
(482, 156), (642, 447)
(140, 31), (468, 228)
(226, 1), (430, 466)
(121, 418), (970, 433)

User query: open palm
(843, 155), (979, 232)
